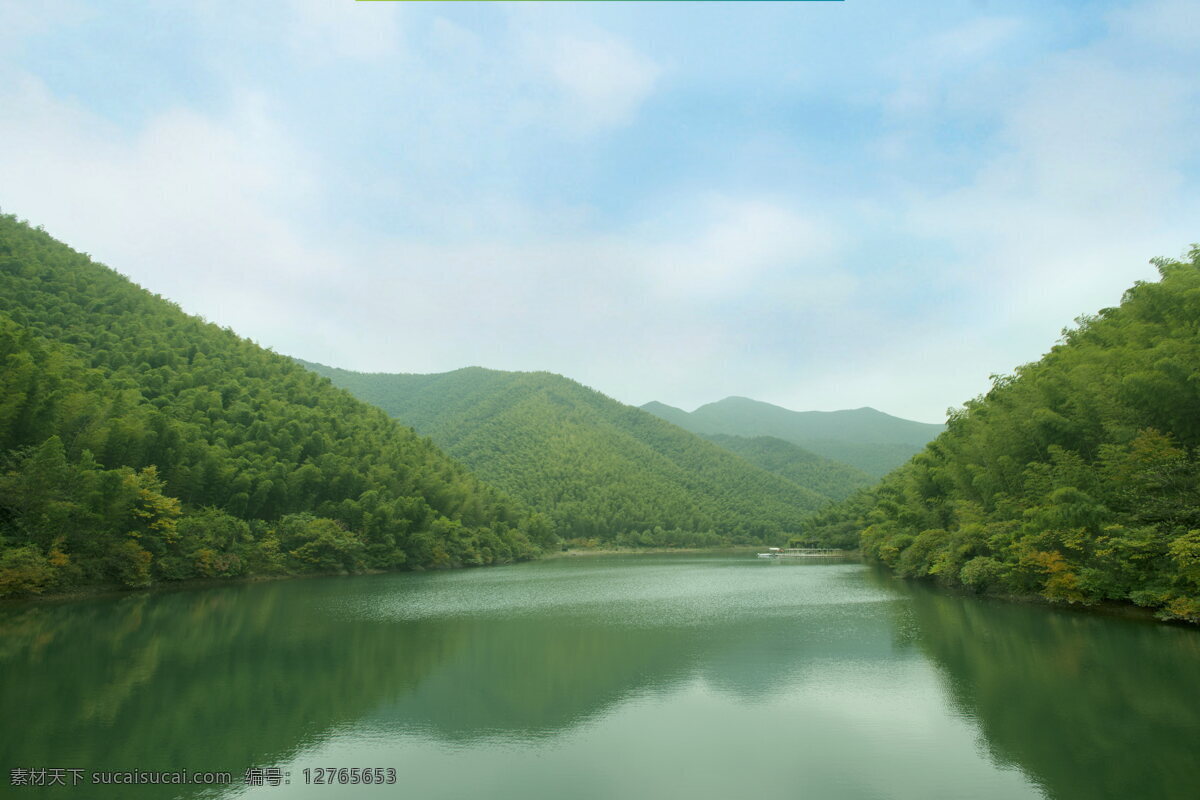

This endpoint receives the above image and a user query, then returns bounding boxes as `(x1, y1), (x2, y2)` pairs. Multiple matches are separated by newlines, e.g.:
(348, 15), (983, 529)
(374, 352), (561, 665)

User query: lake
(3, 554), (1199, 799)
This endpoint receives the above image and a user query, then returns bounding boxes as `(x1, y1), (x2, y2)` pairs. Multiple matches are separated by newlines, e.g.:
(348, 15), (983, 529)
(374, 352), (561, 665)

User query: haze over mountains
(642, 397), (945, 477)
(297, 362), (853, 544)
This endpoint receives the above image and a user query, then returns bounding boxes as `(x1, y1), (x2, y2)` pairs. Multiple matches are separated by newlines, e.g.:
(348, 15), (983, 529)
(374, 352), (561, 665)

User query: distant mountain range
(297, 362), (855, 544)
(641, 397), (945, 477)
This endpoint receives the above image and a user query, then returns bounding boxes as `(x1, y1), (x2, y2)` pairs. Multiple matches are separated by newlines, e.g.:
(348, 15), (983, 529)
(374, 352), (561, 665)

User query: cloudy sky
(2, 0), (1197, 423)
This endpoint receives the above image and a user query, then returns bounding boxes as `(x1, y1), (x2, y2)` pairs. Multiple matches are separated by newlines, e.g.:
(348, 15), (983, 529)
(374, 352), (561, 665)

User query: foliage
(0, 545), (57, 596)
(697, 433), (874, 501)
(0, 215), (536, 595)
(300, 361), (831, 546)
(801, 247), (1200, 621)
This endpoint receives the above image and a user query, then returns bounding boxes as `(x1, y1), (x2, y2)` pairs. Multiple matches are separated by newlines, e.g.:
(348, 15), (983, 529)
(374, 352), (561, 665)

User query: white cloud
(911, 49), (1195, 310)
(2, 0), (1198, 425)
(288, 0), (403, 62)
(888, 3), (1200, 415)
(640, 197), (842, 300)
(0, 70), (343, 351)
(322, 196), (843, 370)
(883, 16), (1023, 116)
(529, 32), (662, 133)
(0, 64), (839, 414)
(0, 0), (91, 49)
(927, 17), (1023, 63)
(1109, 0), (1200, 51)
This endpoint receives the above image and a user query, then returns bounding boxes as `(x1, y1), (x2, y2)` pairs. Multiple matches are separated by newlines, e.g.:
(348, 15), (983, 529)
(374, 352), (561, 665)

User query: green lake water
(3, 554), (1199, 799)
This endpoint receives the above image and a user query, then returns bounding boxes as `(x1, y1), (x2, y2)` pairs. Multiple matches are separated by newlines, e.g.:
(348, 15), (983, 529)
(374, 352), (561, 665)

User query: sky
(1, 0), (1197, 424)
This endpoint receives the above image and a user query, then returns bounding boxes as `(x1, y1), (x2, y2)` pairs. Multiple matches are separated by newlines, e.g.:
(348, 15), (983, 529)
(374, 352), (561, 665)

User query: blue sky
(1, 0), (1197, 422)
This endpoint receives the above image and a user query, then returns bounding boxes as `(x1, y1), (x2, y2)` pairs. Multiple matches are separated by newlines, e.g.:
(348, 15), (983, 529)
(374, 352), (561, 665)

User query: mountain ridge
(640, 396), (945, 476)
(297, 359), (837, 545)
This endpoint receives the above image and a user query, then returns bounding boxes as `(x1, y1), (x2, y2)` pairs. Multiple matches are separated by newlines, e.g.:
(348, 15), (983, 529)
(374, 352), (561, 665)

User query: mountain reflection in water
(2, 555), (1197, 799)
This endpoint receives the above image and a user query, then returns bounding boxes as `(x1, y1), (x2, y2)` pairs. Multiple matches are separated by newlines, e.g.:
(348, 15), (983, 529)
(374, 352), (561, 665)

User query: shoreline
(0, 570), (328, 607)
(546, 546), (758, 558)
(872, 565), (1195, 628)
(14, 551), (1181, 629)
(0, 547), (763, 605)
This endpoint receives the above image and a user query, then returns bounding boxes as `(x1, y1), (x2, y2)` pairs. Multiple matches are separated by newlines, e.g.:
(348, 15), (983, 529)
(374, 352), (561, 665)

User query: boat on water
(756, 547), (847, 559)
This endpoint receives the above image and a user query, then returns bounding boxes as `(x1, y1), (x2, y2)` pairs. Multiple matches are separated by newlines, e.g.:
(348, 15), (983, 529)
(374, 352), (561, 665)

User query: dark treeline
(300, 362), (830, 546)
(0, 215), (538, 597)
(802, 248), (1200, 622)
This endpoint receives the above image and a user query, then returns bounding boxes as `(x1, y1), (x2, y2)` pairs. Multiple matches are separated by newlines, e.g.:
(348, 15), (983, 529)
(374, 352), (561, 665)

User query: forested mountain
(0, 215), (537, 597)
(297, 361), (829, 546)
(802, 248), (1200, 623)
(641, 397), (944, 476)
(696, 433), (873, 501)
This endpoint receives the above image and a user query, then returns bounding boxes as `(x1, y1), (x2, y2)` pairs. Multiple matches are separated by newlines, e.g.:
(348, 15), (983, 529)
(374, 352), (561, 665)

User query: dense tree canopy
(697, 433), (873, 502)
(300, 362), (830, 547)
(801, 248), (1200, 622)
(0, 215), (536, 596)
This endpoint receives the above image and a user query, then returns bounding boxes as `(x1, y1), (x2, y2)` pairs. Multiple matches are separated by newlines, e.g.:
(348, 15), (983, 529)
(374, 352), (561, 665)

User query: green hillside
(0, 215), (536, 597)
(298, 361), (829, 546)
(802, 247), (1200, 623)
(641, 397), (944, 476)
(697, 433), (873, 501)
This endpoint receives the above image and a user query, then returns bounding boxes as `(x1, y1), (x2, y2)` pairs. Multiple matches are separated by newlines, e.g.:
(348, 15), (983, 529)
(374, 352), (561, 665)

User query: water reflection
(873, 569), (1200, 800)
(1, 579), (462, 798)
(3, 556), (1197, 799)
(329, 557), (911, 741)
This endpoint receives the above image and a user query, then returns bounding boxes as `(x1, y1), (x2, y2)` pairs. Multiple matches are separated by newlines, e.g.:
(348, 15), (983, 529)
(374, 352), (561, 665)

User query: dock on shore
(756, 547), (848, 559)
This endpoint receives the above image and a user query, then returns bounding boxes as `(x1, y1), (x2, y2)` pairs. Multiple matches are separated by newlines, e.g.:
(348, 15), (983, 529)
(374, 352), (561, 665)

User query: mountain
(0, 214), (536, 597)
(696, 433), (873, 501)
(803, 247), (1200, 623)
(297, 361), (830, 545)
(641, 397), (944, 476)
(640, 401), (693, 429)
